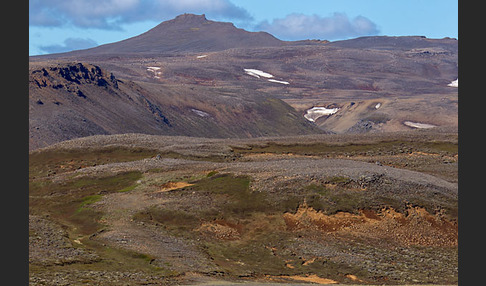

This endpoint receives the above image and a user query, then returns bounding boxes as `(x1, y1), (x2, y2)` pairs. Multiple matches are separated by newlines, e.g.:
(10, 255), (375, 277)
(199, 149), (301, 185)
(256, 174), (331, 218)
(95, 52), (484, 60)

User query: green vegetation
(326, 175), (352, 184)
(304, 184), (369, 214)
(28, 144), (187, 278)
(79, 195), (103, 208)
(206, 170), (219, 177)
(189, 173), (269, 218)
(118, 184), (137, 193)
(133, 173), (268, 231)
(29, 146), (157, 179)
(30, 171), (142, 235)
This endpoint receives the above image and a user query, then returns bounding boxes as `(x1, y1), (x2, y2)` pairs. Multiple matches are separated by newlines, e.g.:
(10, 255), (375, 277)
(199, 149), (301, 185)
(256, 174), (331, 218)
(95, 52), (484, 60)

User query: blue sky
(29, 0), (458, 56)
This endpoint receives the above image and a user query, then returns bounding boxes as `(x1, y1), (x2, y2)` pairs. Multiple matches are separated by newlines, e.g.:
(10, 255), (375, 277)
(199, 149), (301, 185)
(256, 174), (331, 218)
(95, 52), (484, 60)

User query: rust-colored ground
(283, 203), (457, 247)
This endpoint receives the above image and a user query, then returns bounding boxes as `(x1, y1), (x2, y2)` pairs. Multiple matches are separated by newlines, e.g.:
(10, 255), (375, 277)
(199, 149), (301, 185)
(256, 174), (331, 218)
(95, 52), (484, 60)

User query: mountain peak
(173, 13), (208, 23)
(156, 13), (214, 29)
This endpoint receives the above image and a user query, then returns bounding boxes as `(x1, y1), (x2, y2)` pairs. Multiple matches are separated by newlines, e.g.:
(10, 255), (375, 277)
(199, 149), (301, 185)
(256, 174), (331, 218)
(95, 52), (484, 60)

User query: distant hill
(29, 14), (457, 150)
(326, 35), (457, 51)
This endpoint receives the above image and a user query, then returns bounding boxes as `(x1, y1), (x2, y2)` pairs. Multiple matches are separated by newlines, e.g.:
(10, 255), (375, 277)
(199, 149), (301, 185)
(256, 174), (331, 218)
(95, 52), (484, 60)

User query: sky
(29, 0), (458, 56)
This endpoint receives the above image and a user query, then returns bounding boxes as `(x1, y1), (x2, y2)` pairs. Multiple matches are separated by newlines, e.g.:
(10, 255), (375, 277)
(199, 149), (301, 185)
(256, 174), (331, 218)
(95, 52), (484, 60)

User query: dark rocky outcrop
(30, 62), (118, 90)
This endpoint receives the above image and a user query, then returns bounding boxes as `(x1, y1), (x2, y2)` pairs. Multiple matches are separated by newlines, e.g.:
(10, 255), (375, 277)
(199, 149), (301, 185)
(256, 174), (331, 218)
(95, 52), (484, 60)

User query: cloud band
(29, 0), (252, 30)
(256, 13), (379, 41)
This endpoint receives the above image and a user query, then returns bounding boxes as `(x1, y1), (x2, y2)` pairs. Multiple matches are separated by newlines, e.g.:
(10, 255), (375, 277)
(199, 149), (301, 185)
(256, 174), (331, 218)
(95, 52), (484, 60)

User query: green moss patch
(29, 146), (157, 179)
(30, 171), (142, 235)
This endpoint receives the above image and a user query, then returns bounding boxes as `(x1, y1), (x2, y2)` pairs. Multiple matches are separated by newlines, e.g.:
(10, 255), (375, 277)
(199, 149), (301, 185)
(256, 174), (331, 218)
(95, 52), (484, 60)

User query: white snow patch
(268, 79), (290, 85)
(244, 68), (291, 85)
(403, 121), (436, 129)
(244, 69), (274, 79)
(147, 67), (162, 79)
(375, 103), (382, 109)
(304, 107), (339, 122)
(191, 108), (210, 117)
(447, 79), (458, 87)
(197, 55), (208, 59)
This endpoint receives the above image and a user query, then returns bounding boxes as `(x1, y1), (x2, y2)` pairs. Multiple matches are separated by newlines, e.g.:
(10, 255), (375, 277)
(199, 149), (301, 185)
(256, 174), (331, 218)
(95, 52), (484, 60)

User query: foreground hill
(29, 132), (458, 285)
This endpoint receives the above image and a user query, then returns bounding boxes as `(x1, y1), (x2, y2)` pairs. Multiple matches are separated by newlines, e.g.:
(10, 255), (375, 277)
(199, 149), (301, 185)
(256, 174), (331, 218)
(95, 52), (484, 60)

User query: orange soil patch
(283, 204), (457, 247)
(284, 274), (338, 284)
(283, 203), (366, 232)
(155, 181), (193, 193)
(346, 274), (364, 282)
(302, 257), (316, 266)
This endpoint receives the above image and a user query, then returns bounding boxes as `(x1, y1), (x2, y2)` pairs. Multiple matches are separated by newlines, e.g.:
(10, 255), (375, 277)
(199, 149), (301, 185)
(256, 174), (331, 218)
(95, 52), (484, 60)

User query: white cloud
(256, 13), (379, 41)
(29, 0), (252, 29)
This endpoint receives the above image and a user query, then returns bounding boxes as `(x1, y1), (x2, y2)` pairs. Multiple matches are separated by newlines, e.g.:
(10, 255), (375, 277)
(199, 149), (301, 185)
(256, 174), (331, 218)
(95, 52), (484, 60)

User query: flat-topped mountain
(327, 35), (457, 51)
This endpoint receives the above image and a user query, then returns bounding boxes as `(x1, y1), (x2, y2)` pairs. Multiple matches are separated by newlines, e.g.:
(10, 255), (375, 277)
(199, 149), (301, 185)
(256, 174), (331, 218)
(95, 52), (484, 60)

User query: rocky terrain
(29, 13), (458, 286)
(29, 132), (458, 285)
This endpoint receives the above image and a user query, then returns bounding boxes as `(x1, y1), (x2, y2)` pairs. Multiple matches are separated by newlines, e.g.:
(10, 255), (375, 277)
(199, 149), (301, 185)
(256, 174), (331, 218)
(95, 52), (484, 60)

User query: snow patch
(447, 79), (458, 87)
(147, 67), (162, 79)
(244, 68), (291, 85)
(268, 79), (290, 85)
(244, 69), (274, 79)
(304, 107), (340, 122)
(197, 55), (208, 59)
(403, 121), (436, 129)
(191, 108), (210, 117)
(375, 103), (382, 109)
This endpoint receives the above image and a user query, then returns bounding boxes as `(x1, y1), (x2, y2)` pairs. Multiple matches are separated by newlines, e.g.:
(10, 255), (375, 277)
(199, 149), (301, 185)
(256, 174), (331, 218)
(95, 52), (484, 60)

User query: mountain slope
(29, 62), (321, 150)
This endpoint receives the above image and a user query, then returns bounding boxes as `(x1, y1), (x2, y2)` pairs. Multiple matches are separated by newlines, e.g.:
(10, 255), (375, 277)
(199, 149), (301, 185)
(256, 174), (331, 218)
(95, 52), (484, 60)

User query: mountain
(29, 14), (458, 150)
(44, 14), (284, 57)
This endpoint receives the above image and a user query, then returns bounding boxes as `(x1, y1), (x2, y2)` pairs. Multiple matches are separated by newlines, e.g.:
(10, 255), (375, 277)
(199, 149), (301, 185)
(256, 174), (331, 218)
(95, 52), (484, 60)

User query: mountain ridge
(31, 13), (458, 58)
